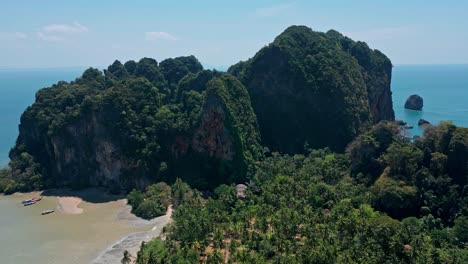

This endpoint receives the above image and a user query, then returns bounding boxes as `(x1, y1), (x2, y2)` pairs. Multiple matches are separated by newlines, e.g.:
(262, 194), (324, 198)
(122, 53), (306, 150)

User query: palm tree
(121, 250), (132, 264)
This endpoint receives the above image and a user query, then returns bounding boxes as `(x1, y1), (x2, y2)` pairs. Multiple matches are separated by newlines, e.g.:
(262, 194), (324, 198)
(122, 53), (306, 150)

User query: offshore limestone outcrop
(229, 25), (394, 153)
(9, 56), (262, 191)
(405, 94), (424, 110)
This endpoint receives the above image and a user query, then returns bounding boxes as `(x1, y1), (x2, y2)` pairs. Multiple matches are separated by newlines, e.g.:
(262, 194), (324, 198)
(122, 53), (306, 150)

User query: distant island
(1, 25), (467, 263)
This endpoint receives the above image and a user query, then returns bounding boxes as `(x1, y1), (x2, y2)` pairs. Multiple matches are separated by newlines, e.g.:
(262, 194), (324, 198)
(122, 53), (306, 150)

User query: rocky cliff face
(16, 110), (147, 190)
(8, 26), (396, 191)
(229, 25), (394, 153)
(168, 75), (262, 188)
(326, 30), (395, 123)
(10, 58), (261, 191)
(191, 93), (235, 160)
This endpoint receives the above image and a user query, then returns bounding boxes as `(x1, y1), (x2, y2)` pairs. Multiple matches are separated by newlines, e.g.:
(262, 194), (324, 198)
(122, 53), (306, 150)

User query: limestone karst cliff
(230, 25), (394, 153)
(7, 25), (396, 192)
(9, 57), (262, 191)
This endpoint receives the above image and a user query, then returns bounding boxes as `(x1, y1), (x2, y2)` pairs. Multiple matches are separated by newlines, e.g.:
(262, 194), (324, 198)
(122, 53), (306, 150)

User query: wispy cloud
(43, 22), (88, 35)
(37, 22), (88, 42)
(145, 31), (177, 41)
(256, 2), (295, 18)
(0, 32), (28, 40)
(36, 32), (65, 42)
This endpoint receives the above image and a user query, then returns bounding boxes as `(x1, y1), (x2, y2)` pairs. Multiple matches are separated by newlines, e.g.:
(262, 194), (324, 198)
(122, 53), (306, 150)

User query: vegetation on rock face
(326, 29), (395, 122)
(230, 25), (394, 153)
(0, 168), (12, 194)
(135, 122), (468, 264)
(4, 25), (397, 192)
(6, 56), (261, 192)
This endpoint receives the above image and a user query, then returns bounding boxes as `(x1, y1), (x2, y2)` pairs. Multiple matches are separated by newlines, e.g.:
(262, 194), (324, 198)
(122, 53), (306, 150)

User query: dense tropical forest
(0, 25), (467, 263)
(131, 121), (468, 263)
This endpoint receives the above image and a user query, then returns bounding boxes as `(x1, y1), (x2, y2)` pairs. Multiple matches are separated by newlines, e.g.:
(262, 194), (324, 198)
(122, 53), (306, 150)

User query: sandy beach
(91, 206), (173, 264)
(1, 188), (171, 264)
(57, 197), (84, 214)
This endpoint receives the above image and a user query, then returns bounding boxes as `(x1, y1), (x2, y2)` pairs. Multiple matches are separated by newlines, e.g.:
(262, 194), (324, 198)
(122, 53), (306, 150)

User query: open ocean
(0, 65), (467, 167)
(392, 65), (468, 136)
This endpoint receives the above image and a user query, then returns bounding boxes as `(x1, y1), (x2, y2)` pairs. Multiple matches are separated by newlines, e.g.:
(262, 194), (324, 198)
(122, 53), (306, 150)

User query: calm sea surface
(392, 65), (468, 136)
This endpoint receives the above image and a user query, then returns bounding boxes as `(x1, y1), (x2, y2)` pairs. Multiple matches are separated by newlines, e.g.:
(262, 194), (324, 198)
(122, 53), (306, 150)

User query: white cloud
(0, 32), (28, 40)
(36, 22), (88, 42)
(36, 31), (64, 42)
(256, 3), (295, 18)
(145, 31), (177, 41)
(43, 22), (88, 35)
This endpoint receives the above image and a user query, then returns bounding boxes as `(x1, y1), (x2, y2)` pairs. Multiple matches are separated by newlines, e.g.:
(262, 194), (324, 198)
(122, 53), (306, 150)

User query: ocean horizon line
(1, 63), (468, 72)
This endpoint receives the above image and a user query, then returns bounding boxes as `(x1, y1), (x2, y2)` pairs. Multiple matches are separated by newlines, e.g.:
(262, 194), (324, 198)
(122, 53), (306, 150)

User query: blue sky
(1, 0), (467, 68)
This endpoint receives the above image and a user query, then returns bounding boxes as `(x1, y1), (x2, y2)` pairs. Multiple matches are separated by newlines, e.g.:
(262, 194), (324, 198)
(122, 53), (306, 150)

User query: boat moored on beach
(41, 210), (54, 215)
(23, 201), (36, 206)
(21, 199), (33, 204)
(22, 197), (41, 205)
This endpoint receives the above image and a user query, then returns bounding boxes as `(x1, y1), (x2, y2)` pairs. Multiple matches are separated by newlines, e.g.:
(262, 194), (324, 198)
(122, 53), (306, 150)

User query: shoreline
(91, 205), (173, 264)
(2, 188), (168, 264)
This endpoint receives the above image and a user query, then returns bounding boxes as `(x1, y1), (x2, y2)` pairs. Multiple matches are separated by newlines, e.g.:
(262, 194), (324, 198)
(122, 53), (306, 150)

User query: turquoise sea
(0, 65), (467, 167)
(392, 65), (468, 136)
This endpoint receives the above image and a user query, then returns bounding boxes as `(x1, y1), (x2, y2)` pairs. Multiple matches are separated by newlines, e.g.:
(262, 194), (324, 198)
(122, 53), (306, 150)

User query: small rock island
(404, 94), (424, 110)
(418, 118), (431, 126)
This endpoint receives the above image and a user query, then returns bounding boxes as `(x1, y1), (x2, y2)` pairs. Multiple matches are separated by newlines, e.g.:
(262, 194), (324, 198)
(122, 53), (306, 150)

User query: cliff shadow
(41, 187), (126, 203)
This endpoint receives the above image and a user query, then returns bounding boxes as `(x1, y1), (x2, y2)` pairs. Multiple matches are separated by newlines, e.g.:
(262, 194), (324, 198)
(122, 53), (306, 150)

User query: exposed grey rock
(395, 120), (407, 126)
(418, 119), (431, 126)
(405, 95), (424, 111)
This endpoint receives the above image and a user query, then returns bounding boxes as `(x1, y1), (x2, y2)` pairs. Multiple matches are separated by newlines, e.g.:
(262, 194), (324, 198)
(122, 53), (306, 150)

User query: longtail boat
(22, 197), (41, 204)
(22, 199), (33, 204)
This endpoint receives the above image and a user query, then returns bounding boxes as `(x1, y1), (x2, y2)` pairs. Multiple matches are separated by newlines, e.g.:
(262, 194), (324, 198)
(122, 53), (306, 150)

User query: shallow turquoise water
(0, 65), (467, 167)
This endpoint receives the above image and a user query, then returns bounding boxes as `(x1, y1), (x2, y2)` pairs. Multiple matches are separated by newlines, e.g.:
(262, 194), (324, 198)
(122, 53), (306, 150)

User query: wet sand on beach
(57, 197), (84, 214)
(0, 188), (156, 264)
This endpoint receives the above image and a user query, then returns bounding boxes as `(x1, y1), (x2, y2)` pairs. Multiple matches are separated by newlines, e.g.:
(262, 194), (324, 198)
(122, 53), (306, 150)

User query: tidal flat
(0, 188), (160, 264)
